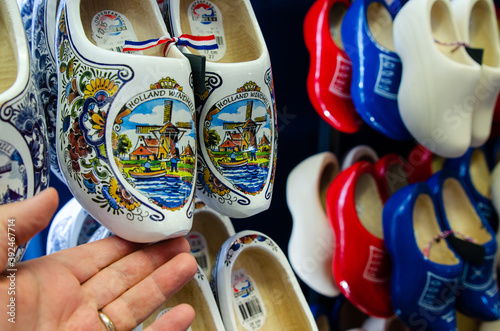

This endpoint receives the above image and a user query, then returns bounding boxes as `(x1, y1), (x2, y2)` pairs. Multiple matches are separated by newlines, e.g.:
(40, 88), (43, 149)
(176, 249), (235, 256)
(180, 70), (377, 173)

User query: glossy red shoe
(304, 0), (363, 133)
(406, 144), (445, 184)
(374, 153), (410, 202)
(326, 161), (393, 318)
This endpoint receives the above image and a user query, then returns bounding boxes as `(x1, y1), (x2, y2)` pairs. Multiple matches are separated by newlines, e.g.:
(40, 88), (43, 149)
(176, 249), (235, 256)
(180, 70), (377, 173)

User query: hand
(0, 188), (197, 330)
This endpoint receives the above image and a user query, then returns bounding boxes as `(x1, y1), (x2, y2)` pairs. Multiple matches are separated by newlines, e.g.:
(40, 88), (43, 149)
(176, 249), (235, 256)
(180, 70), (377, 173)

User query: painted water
(222, 164), (268, 193)
(131, 176), (192, 209)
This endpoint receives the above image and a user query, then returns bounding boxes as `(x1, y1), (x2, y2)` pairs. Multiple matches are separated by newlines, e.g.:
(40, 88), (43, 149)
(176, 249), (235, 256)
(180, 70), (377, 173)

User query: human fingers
(144, 303), (195, 331)
(101, 252), (197, 330)
(0, 188), (59, 267)
(83, 237), (190, 308)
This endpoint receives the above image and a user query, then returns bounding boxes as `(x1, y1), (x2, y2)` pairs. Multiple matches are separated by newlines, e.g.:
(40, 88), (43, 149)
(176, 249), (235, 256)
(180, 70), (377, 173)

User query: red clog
(406, 144), (445, 184)
(304, 0), (363, 133)
(374, 153), (410, 202)
(326, 161), (393, 318)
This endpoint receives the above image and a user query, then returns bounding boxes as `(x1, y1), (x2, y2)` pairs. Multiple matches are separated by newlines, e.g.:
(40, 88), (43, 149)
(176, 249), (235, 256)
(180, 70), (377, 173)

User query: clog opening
(142, 276), (219, 330)
(319, 162), (338, 212)
(329, 3), (348, 51)
(232, 248), (314, 331)
(443, 178), (492, 245)
(81, 0), (176, 58)
(366, 2), (395, 52)
(385, 162), (409, 197)
(470, 0), (500, 68)
(191, 209), (232, 275)
(413, 194), (459, 265)
(470, 148), (491, 198)
(178, 0), (262, 63)
(0, 2), (18, 95)
(431, 0), (473, 65)
(355, 173), (384, 239)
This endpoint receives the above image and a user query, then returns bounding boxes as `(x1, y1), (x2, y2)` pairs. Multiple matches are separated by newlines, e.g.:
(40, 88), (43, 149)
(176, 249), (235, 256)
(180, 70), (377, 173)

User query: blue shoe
(444, 148), (499, 232)
(427, 170), (500, 321)
(383, 183), (463, 331)
(340, 0), (411, 141)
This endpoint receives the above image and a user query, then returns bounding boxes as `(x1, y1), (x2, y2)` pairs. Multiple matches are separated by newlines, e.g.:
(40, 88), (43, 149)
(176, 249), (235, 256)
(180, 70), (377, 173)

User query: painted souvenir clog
(286, 152), (340, 297)
(394, 0), (482, 158)
(382, 183), (463, 331)
(55, 0), (197, 242)
(139, 266), (225, 330)
(341, 0), (411, 141)
(18, 0), (34, 47)
(32, 0), (65, 182)
(406, 144), (446, 184)
(46, 198), (100, 254)
(304, 0), (362, 134)
(211, 231), (317, 330)
(326, 161), (393, 318)
(452, 0), (500, 148)
(0, 0), (50, 262)
(374, 153), (410, 202)
(168, 0), (277, 218)
(427, 170), (500, 321)
(341, 144), (379, 170)
(445, 148), (499, 232)
(187, 199), (235, 277)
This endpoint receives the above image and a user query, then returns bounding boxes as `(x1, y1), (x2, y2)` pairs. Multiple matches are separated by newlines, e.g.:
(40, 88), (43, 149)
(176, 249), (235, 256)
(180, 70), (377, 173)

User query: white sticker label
(91, 10), (141, 54)
(187, 0), (226, 61)
(231, 268), (266, 330)
(187, 232), (210, 274)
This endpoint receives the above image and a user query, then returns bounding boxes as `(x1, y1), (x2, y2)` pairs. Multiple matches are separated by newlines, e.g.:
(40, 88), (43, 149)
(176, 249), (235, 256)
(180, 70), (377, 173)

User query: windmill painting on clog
(0, 0), (50, 262)
(168, 0), (277, 218)
(55, 0), (210, 242)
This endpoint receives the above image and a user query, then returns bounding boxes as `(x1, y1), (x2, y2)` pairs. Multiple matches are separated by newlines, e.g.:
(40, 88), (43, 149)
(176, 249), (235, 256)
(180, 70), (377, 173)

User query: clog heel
(56, 0), (197, 242)
(168, 0), (277, 218)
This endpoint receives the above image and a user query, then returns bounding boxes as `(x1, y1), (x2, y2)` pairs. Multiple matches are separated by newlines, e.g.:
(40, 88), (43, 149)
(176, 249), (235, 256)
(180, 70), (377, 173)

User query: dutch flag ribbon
(123, 34), (218, 55)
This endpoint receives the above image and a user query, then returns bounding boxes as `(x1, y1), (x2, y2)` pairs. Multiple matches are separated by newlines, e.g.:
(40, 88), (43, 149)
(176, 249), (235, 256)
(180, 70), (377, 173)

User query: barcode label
(195, 254), (208, 271)
(232, 268), (266, 330)
(187, 232), (210, 274)
(215, 35), (224, 46)
(239, 298), (263, 321)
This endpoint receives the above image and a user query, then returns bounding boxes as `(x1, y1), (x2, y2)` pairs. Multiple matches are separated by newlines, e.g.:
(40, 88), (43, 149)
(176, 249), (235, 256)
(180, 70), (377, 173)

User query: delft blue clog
(427, 170), (500, 321)
(383, 183), (463, 331)
(340, 0), (411, 141)
(444, 148), (499, 232)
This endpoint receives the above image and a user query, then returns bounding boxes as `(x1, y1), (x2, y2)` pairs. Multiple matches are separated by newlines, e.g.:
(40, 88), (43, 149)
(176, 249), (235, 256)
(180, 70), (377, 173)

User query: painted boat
(129, 169), (166, 179)
(218, 159), (248, 168)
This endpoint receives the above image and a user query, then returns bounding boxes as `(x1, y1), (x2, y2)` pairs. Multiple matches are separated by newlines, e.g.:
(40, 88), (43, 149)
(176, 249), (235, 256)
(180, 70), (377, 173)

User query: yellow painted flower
(84, 78), (119, 101)
(109, 178), (140, 211)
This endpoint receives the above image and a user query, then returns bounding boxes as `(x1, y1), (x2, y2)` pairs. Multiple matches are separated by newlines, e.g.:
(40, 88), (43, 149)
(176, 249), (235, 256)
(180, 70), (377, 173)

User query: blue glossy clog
(427, 170), (500, 321)
(383, 183), (463, 331)
(444, 148), (499, 232)
(340, 0), (411, 141)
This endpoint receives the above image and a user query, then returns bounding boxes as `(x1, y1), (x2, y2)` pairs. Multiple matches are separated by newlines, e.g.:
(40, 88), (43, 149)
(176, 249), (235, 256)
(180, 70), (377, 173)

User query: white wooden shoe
(286, 152), (340, 297)
(451, 0), (500, 147)
(341, 145), (379, 170)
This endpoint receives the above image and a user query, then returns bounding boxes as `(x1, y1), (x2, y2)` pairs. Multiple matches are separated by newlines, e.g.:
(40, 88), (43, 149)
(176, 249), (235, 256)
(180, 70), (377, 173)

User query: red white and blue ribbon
(123, 34), (218, 55)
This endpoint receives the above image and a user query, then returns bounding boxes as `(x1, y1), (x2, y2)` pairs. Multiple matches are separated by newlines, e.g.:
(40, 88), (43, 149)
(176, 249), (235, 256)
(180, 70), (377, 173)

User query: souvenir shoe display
(211, 230), (317, 330)
(341, 144), (379, 170)
(326, 161), (393, 317)
(445, 148), (499, 232)
(139, 266), (225, 330)
(32, 0), (65, 182)
(187, 199), (235, 277)
(168, 0), (277, 218)
(383, 183), (463, 331)
(374, 153), (410, 201)
(304, 0), (362, 134)
(406, 144), (445, 183)
(340, 0), (411, 141)
(286, 152), (340, 297)
(0, 0), (50, 262)
(452, 0), (500, 148)
(394, 0), (482, 158)
(46, 198), (100, 254)
(427, 170), (500, 321)
(55, 0), (198, 242)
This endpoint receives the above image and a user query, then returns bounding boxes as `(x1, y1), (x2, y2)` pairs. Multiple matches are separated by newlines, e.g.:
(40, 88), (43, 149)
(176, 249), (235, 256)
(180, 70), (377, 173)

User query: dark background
(25, 0), (415, 303)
